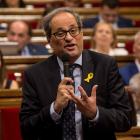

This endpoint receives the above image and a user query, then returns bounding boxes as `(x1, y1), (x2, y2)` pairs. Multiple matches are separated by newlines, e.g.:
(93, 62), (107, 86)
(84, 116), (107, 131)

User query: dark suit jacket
(119, 62), (139, 86)
(27, 43), (49, 55)
(82, 16), (134, 28)
(20, 50), (132, 140)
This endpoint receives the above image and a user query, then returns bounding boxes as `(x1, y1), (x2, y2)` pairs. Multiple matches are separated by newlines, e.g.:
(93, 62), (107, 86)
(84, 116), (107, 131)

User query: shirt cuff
(89, 107), (99, 126)
(50, 102), (62, 123)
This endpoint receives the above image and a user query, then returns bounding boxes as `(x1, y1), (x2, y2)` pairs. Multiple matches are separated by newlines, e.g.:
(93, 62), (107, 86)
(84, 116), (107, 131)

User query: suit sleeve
(90, 57), (132, 132)
(19, 70), (56, 140)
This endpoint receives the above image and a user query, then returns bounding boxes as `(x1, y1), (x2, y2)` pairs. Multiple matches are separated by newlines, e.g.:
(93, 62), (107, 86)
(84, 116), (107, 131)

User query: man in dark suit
(83, 0), (134, 29)
(19, 7), (132, 140)
(7, 20), (49, 56)
(119, 30), (140, 86)
(64, 0), (82, 7)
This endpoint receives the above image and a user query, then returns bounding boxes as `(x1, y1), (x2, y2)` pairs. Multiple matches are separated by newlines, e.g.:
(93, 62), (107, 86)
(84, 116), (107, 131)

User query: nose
(12, 35), (19, 42)
(64, 32), (73, 42)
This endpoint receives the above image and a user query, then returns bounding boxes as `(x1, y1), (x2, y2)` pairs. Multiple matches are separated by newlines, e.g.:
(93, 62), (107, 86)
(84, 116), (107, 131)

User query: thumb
(91, 85), (98, 98)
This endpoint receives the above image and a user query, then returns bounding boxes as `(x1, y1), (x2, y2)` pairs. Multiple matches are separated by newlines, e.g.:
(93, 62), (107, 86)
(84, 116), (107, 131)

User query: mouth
(65, 43), (75, 49)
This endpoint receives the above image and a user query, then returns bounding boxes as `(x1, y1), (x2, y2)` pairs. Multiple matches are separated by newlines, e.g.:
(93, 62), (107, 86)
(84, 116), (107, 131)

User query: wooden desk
(0, 28), (139, 37)
(0, 8), (44, 15)
(115, 127), (140, 140)
(0, 89), (22, 109)
(2, 55), (135, 73)
(1, 7), (134, 16)
(1, 55), (136, 87)
(24, 0), (140, 5)
(0, 89), (22, 140)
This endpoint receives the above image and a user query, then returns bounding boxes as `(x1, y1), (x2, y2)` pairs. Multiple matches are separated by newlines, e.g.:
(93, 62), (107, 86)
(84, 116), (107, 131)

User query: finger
(91, 85), (98, 98)
(68, 89), (81, 102)
(59, 85), (74, 92)
(71, 98), (78, 104)
(78, 86), (88, 100)
(59, 77), (73, 86)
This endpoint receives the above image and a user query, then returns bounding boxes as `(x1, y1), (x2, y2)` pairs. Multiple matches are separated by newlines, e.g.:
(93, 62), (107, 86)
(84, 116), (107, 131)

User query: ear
(47, 36), (53, 48)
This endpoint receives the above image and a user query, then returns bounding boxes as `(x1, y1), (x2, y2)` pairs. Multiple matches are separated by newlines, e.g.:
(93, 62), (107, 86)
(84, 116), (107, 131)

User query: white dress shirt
(50, 54), (99, 140)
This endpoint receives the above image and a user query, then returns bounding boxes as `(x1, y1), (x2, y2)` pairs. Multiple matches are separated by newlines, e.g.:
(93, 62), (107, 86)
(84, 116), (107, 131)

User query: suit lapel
(81, 50), (95, 132)
(48, 55), (61, 99)
(81, 50), (94, 97)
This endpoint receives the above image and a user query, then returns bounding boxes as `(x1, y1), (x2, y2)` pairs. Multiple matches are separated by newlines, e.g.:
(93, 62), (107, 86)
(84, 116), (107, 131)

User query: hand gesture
(54, 77), (74, 114)
(68, 85), (98, 119)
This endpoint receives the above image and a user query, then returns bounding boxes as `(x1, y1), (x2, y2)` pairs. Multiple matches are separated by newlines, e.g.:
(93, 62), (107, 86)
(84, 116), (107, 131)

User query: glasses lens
(69, 27), (80, 37)
(55, 27), (81, 40)
(55, 31), (66, 40)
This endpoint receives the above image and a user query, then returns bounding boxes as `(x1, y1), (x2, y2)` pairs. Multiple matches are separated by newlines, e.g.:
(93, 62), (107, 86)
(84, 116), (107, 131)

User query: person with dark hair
(83, 0), (134, 29)
(0, 0), (25, 8)
(36, 0), (82, 29)
(64, 0), (82, 7)
(7, 20), (49, 56)
(19, 7), (131, 140)
(0, 49), (19, 89)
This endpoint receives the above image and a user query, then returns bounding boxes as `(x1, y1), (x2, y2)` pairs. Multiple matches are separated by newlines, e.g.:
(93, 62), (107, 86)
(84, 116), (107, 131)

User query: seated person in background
(119, 30), (140, 86)
(90, 21), (128, 55)
(64, 0), (81, 7)
(0, 50), (19, 89)
(36, 0), (82, 29)
(129, 73), (140, 126)
(0, 26), (5, 30)
(7, 20), (49, 56)
(0, 0), (25, 8)
(83, 0), (134, 29)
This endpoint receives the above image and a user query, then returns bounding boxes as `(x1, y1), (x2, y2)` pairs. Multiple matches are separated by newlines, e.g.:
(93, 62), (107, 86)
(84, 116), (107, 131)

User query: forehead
(51, 12), (78, 31)
(97, 24), (111, 30)
(101, 5), (118, 13)
(10, 22), (28, 34)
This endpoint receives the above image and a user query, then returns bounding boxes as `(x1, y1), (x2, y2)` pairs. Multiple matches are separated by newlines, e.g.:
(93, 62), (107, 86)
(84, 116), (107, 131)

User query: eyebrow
(56, 24), (78, 31)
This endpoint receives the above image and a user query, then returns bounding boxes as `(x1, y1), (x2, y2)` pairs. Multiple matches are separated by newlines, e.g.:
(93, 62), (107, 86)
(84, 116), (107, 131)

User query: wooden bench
(23, 0), (140, 5)
(0, 89), (22, 140)
(115, 127), (140, 140)
(3, 55), (135, 73)
(2, 55), (135, 87)
(0, 7), (139, 16)
(0, 89), (22, 108)
(0, 28), (139, 37)
(0, 8), (139, 23)
(0, 87), (139, 140)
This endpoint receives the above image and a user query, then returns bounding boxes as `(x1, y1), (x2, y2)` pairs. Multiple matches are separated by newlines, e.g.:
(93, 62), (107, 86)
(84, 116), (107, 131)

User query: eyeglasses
(51, 27), (81, 40)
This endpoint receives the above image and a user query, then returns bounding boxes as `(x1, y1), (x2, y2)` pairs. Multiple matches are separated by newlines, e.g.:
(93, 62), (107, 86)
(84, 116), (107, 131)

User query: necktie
(62, 64), (77, 140)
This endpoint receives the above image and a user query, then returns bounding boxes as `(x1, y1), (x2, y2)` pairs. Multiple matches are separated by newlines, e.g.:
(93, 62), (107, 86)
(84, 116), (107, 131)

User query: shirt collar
(57, 54), (82, 73)
(98, 14), (119, 29)
(21, 45), (30, 56)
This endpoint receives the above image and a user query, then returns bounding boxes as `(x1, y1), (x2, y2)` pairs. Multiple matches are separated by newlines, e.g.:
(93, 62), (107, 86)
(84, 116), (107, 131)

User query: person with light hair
(129, 73), (140, 126)
(119, 30), (140, 85)
(90, 21), (128, 55)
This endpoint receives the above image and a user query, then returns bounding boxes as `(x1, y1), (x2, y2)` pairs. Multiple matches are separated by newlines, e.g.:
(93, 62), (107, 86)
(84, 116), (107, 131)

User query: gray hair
(129, 73), (140, 95)
(134, 30), (140, 44)
(43, 7), (82, 37)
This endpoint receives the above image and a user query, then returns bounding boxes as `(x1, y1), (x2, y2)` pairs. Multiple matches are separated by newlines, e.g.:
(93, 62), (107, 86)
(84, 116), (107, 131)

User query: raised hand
(54, 77), (74, 114)
(68, 85), (98, 119)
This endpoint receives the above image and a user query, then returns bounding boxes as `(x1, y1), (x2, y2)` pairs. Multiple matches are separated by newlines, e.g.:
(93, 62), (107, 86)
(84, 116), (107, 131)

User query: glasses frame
(51, 26), (81, 40)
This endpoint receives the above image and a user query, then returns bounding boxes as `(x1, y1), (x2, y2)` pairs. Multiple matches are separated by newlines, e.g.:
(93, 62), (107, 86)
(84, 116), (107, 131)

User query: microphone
(61, 52), (70, 84)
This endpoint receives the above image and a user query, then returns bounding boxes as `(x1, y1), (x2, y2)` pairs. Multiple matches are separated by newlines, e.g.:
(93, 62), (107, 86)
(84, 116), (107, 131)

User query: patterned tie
(62, 64), (77, 140)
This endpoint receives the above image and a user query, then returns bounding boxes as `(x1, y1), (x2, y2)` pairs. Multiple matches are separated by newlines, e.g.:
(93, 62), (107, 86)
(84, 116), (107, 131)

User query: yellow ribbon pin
(84, 73), (94, 83)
